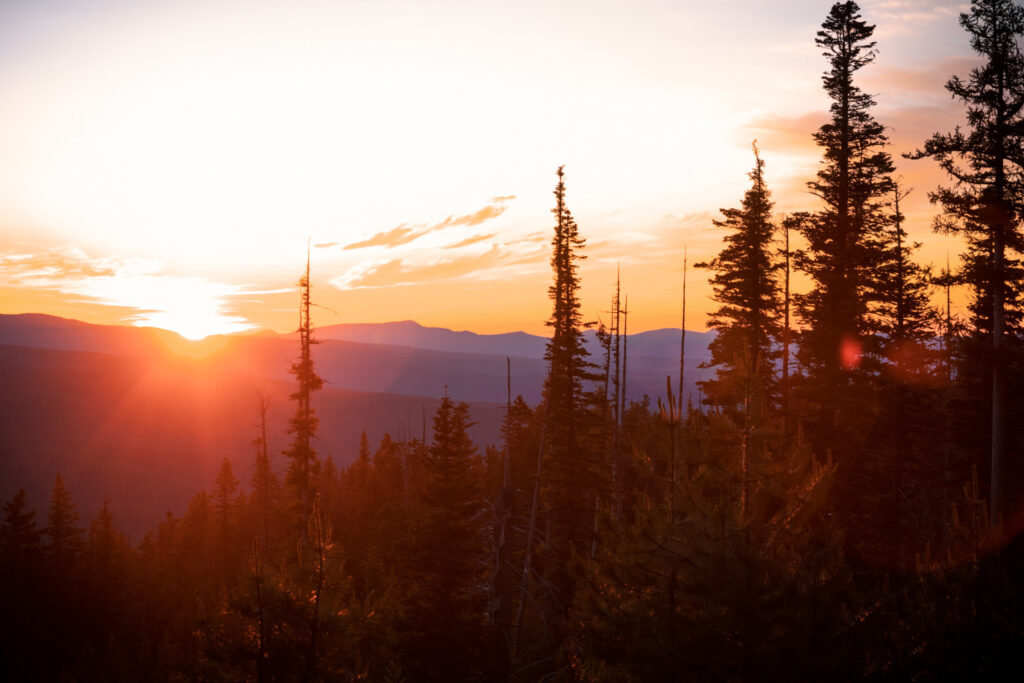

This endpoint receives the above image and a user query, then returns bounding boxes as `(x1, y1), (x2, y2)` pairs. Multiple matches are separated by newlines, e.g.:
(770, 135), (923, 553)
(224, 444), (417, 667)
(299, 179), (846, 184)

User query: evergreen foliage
(908, 0), (1024, 523)
(697, 142), (781, 423)
(795, 0), (895, 461)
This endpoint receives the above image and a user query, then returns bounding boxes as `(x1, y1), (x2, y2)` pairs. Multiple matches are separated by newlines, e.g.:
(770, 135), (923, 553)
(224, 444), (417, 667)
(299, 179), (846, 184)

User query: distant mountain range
(314, 319), (714, 366)
(0, 313), (713, 536)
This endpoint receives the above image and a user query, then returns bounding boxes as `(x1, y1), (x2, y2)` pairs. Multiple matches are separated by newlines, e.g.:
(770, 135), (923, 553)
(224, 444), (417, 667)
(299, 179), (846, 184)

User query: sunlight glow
(62, 274), (256, 340)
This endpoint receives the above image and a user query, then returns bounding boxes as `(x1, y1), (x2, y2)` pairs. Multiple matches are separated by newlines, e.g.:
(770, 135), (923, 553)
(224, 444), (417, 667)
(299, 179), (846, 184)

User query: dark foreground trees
(909, 0), (1024, 525)
(4, 3), (1024, 681)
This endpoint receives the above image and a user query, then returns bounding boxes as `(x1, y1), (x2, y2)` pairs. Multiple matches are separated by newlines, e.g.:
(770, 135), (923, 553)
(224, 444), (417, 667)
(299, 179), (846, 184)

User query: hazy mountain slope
(0, 314), (715, 535)
(316, 320), (548, 358)
(0, 343), (503, 538)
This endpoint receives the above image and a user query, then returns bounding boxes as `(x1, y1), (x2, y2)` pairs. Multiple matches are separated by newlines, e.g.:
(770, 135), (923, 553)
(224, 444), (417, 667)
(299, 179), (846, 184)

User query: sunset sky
(0, 0), (976, 339)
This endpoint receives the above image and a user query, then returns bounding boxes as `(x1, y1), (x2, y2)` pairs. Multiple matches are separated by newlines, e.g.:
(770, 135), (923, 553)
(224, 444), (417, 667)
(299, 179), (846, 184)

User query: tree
(568, 421), (851, 682)
(907, 0), (1024, 524)
(697, 142), (781, 427)
(0, 489), (42, 590)
(44, 473), (84, 578)
(403, 395), (487, 681)
(795, 1), (895, 463)
(0, 490), (44, 681)
(212, 458), (242, 584)
(871, 181), (935, 355)
(539, 165), (597, 596)
(285, 249), (324, 525)
(250, 392), (282, 557)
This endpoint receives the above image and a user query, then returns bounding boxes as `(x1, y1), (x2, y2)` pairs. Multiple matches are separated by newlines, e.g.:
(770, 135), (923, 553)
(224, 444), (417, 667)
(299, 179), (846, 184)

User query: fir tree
(44, 473), (84, 578)
(0, 490), (44, 682)
(697, 142), (781, 422)
(285, 249), (324, 525)
(539, 165), (597, 601)
(872, 181), (935, 355)
(404, 395), (487, 681)
(907, 0), (1024, 523)
(795, 0), (895, 463)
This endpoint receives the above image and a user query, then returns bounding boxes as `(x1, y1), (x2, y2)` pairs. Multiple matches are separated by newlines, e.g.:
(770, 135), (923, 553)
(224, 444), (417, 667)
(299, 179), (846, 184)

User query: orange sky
(0, 0), (978, 339)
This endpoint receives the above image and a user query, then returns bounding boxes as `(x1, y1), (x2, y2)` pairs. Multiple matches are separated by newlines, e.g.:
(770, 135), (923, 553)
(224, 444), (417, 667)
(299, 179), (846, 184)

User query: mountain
(0, 313), (715, 535)
(0, 342), (503, 538)
(316, 320), (549, 358)
(315, 319), (715, 363)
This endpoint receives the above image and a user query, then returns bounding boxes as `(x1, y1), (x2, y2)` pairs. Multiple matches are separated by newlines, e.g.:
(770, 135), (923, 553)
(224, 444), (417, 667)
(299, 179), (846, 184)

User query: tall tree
(697, 142), (781, 420)
(908, 0), (1024, 524)
(250, 392), (281, 556)
(540, 165), (596, 589)
(404, 394), (487, 681)
(795, 1), (895, 458)
(0, 490), (44, 682)
(284, 249), (324, 524)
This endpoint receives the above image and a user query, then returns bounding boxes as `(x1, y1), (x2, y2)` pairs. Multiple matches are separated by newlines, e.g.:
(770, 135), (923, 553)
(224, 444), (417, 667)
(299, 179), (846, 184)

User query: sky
(0, 0), (979, 339)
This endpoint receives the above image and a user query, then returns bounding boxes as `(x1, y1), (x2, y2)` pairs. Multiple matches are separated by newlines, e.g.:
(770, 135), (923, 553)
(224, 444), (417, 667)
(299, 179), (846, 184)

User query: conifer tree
(908, 0), (1024, 523)
(0, 490), (44, 682)
(872, 181), (934, 354)
(250, 392), (281, 557)
(697, 142), (781, 422)
(44, 473), (84, 578)
(404, 395), (487, 681)
(539, 165), (596, 601)
(285, 250), (324, 524)
(212, 457), (241, 584)
(795, 0), (895, 460)
(0, 489), (42, 585)
(568, 422), (850, 682)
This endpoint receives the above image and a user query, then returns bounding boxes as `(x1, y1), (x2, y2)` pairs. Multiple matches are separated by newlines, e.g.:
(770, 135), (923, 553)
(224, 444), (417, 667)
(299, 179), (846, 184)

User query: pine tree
(44, 473), (84, 578)
(907, 0), (1024, 523)
(872, 181), (935, 357)
(539, 164), (596, 600)
(84, 500), (131, 659)
(285, 249), (324, 526)
(697, 142), (781, 423)
(0, 490), (43, 594)
(249, 392), (281, 558)
(568, 422), (851, 682)
(212, 457), (241, 585)
(404, 394), (487, 681)
(795, 1), (895, 462)
(0, 490), (44, 681)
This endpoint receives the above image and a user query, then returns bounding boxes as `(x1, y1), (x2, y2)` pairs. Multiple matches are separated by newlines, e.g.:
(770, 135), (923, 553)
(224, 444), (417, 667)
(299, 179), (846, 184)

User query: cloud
(344, 223), (422, 250)
(864, 0), (965, 26)
(333, 245), (523, 289)
(314, 241), (339, 249)
(343, 196), (514, 250)
(444, 233), (496, 249)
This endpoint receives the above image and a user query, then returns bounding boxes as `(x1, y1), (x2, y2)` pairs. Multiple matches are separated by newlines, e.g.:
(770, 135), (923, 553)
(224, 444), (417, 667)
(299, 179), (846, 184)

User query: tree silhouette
(404, 394), (487, 681)
(795, 0), (895, 482)
(285, 249), (324, 526)
(697, 142), (781, 424)
(908, 0), (1024, 524)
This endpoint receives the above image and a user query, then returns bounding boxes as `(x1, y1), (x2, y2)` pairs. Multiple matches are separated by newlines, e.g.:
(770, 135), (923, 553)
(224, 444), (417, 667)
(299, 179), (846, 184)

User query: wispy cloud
(332, 236), (545, 289)
(314, 241), (339, 249)
(343, 196), (515, 250)
(333, 246), (504, 288)
(864, 0), (966, 25)
(444, 233), (496, 249)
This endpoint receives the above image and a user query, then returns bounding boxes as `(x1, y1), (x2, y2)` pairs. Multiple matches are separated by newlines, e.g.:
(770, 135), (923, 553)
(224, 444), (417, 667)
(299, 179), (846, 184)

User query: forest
(2, 1), (1024, 680)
